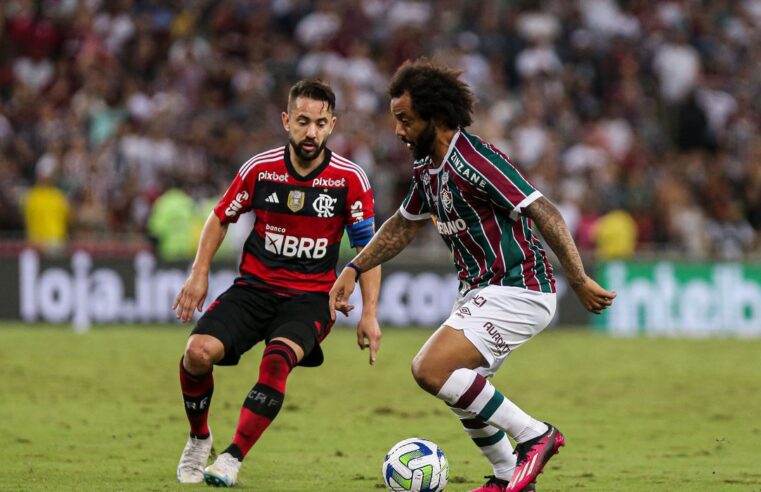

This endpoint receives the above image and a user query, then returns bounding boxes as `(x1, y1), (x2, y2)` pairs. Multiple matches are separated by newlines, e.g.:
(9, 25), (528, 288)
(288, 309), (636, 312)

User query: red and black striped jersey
(213, 145), (375, 294)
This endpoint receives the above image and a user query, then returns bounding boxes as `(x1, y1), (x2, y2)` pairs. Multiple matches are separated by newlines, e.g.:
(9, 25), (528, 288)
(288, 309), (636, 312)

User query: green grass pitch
(2, 323), (761, 491)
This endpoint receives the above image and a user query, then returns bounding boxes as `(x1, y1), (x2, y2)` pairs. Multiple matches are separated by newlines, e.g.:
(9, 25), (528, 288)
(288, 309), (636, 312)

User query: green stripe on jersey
(406, 129), (554, 293)
(461, 132), (536, 199)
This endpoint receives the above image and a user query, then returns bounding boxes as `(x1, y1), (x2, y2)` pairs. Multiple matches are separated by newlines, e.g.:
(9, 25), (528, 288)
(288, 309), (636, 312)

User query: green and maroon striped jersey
(400, 129), (555, 294)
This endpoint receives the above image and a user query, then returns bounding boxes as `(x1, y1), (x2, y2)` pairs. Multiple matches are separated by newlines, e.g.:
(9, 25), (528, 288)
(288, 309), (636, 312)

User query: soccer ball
(382, 437), (449, 492)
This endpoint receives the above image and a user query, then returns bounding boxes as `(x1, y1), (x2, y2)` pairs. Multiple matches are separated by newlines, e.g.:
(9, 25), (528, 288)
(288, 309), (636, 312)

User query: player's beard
(405, 122), (436, 161)
(291, 137), (326, 163)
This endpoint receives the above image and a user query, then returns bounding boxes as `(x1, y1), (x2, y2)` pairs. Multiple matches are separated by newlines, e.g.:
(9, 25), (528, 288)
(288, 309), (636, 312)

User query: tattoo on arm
(525, 197), (587, 288)
(352, 211), (425, 271)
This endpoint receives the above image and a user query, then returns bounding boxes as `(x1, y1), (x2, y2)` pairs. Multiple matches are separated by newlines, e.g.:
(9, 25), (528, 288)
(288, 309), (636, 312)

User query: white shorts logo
(264, 232), (328, 259)
(444, 285), (556, 376)
(312, 194), (337, 218)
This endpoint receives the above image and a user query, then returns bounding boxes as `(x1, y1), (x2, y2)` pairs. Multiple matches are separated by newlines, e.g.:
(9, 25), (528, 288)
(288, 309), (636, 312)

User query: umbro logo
(265, 192), (279, 204)
(455, 306), (471, 318)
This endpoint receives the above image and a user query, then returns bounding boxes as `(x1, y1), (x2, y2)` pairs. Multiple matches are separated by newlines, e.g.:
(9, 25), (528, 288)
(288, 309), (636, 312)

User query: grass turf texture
(2, 324), (760, 491)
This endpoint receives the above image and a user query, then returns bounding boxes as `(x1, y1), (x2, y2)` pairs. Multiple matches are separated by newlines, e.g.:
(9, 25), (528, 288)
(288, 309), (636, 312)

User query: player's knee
(411, 355), (445, 395)
(184, 336), (222, 372)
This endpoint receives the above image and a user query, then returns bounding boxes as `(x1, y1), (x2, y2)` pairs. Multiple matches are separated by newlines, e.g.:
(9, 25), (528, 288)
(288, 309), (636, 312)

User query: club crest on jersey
(312, 193), (337, 218)
(421, 172), (431, 186)
(287, 190), (305, 212)
(440, 187), (454, 212)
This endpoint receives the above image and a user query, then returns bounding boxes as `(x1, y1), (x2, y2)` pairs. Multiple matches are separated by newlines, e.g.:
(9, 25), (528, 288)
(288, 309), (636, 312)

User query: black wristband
(346, 262), (362, 282)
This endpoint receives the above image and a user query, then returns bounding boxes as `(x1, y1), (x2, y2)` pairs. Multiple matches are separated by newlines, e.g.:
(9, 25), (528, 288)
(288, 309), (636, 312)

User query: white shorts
(443, 285), (556, 376)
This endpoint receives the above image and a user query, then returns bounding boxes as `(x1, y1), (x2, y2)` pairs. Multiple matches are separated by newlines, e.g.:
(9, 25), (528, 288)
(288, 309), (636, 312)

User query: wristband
(346, 262), (362, 282)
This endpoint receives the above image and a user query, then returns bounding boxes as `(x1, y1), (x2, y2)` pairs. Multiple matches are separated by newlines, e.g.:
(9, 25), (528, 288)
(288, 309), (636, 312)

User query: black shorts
(191, 283), (333, 367)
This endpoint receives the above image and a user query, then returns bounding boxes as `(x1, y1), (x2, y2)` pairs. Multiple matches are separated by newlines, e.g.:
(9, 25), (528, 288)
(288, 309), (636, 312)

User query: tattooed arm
(329, 210), (427, 320)
(350, 211), (426, 272)
(524, 196), (616, 313)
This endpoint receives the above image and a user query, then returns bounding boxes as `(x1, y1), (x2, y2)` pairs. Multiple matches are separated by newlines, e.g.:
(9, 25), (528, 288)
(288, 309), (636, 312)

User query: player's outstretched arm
(354, 246), (382, 365)
(524, 197), (616, 314)
(173, 213), (229, 322)
(329, 210), (426, 321)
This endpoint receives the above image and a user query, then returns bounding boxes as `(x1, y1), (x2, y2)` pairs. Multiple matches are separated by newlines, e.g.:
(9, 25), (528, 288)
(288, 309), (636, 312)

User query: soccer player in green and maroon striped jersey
(329, 59), (616, 492)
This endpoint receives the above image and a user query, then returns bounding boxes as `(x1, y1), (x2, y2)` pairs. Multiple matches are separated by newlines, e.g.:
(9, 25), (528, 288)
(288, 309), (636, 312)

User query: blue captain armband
(346, 218), (375, 247)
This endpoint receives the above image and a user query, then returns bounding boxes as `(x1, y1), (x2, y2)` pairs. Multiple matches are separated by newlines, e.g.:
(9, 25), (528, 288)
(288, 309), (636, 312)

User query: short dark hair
(288, 79), (336, 113)
(388, 58), (475, 129)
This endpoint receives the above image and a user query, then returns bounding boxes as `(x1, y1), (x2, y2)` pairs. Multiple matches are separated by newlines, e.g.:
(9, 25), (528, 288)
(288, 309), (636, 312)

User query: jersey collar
(284, 144), (333, 182)
(428, 129), (461, 174)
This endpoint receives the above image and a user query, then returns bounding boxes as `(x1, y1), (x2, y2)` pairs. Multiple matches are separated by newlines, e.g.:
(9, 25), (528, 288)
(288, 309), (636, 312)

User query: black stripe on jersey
(244, 231), (340, 274)
(254, 180), (347, 218)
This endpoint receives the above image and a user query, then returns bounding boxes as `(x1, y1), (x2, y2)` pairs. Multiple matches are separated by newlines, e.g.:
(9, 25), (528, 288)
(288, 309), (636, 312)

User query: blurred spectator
(0, 156), (23, 233)
(706, 204), (756, 260)
(147, 176), (194, 260)
(23, 150), (69, 252)
(0, 0), (759, 260)
(593, 208), (638, 260)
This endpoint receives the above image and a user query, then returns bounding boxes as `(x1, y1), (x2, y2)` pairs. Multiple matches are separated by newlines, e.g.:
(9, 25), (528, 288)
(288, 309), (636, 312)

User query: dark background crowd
(1, 0), (760, 260)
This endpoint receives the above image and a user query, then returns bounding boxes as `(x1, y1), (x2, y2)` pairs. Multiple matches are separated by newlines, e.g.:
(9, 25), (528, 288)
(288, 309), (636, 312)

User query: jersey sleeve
(399, 176), (431, 221)
(344, 172), (376, 248)
(213, 169), (256, 225)
(479, 157), (541, 220)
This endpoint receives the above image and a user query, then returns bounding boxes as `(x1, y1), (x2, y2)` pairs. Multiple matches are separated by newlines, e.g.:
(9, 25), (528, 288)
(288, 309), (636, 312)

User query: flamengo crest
(312, 194), (338, 218)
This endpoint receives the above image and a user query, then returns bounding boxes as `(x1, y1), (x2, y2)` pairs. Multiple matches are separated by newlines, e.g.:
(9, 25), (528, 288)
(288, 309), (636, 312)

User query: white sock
(437, 368), (548, 443)
(450, 406), (515, 479)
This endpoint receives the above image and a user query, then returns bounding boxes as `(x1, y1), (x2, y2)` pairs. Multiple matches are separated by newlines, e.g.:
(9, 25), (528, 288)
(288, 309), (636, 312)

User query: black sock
(223, 444), (244, 461)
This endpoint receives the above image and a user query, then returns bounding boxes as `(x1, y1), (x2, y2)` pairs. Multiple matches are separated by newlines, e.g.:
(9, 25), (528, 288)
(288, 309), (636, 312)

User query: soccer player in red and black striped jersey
(330, 59), (616, 492)
(173, 80), (381, 487)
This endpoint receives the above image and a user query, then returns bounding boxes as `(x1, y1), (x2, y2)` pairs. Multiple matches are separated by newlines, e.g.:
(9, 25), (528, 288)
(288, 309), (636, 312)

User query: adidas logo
(265, 192), (279, 204)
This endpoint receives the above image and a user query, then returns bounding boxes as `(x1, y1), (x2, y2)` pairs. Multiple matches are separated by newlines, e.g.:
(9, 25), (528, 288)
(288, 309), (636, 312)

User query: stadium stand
(1, 0), (759, 258)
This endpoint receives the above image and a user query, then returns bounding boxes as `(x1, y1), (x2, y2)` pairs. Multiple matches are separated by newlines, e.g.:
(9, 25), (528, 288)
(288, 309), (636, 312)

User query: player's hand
(329, 268), (357, 320)
(571, 275), (616, 314)
(172, 272), (209, 322)
(357, 316), (382, 365)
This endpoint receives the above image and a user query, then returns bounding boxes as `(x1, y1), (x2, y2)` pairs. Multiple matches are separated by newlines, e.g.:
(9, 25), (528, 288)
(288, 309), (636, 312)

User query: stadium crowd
(1, 0), (760, 259)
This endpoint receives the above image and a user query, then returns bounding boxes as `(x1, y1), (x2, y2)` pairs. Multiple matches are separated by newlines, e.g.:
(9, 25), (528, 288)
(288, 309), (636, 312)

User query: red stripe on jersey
(240, 147), (285, 179)
(331, 153), (370, 191)
(510, 219), (541, 292)
(530, 232), (556, 293)
(402, 175), (430, 217)
(240, 252), (336, 293)
(442, 169), (491, 282)
(456, 136), (528, 208)
(477, 202), (506, 278)
(215, 146), (374, 295)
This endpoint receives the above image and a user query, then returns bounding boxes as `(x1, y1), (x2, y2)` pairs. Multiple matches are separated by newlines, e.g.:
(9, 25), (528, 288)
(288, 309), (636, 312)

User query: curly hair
(288, 79), (336, 113)
(388, 58), (475, 129)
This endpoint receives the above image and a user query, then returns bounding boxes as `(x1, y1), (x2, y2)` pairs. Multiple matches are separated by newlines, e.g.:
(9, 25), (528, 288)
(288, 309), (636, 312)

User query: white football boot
(204, 452), (242, 487)
(177, 432), (213, 483)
